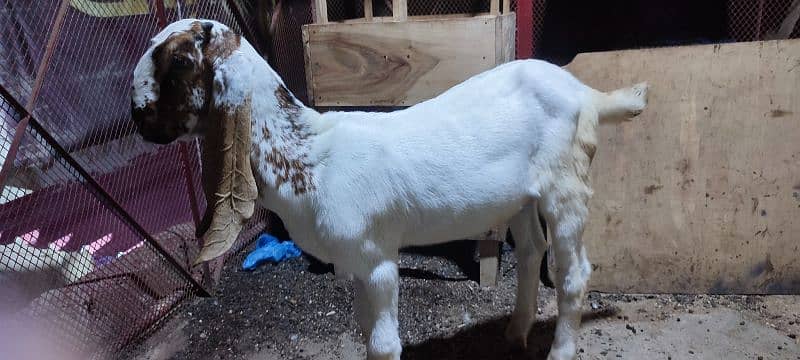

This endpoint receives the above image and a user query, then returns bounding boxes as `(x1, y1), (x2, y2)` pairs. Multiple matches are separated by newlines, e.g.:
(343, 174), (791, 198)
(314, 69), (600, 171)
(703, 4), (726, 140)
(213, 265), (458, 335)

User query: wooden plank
(304, 14), (514, 106)
(313, 0), (328, 24)
(479, 241), (501, 287)
(337, 13), (498, 24)
(490, 0), (499, 15)
(478, 226), (506, 287)
(301, 27), (315, 105)
(496, 12), (516, 63)
(503, 0), (511, 14)
(393, 0), (407, 21)
(364, 0), (373, 21)
(565, 40), (800, 294)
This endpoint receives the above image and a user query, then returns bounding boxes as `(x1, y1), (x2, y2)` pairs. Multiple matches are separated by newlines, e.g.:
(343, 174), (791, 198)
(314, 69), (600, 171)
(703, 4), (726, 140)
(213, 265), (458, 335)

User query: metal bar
(178, 142), (202, 226)
(0, 0), (71, 189)
(32, 118), (212, 297)
(516, 0), (534, 59)
(179, 141), (214, 288)
(225, 0), (265, 54)
(117, 288), (192, 353)
(152, 0), (168, 28)
(0, 84), (211, 297)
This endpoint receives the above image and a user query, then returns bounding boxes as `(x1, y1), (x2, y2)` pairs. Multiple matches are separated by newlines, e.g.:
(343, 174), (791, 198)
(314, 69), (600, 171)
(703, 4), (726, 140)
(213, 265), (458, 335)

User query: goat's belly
(399, 197), (529, 247)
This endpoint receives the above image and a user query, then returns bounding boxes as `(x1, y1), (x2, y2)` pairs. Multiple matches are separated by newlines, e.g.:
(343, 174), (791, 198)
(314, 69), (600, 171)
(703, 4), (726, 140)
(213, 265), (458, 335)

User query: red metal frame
(178, 142), (202, 227)
(516, 0), (534, 59)
(152, 0), (168, 28)
(0, 0), (71, 188)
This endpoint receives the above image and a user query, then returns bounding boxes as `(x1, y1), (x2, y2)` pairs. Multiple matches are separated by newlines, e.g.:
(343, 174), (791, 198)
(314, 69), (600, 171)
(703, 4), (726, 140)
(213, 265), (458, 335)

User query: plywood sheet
(303, 14), (515, 106)
(566, 40), (800, 294)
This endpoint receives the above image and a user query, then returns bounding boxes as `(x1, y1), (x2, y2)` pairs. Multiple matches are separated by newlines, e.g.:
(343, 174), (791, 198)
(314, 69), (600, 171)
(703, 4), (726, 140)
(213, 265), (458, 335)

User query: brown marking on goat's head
(131, 20), (257, 265)
(204, 28), (240, 63)
(131, 19), (240, 144)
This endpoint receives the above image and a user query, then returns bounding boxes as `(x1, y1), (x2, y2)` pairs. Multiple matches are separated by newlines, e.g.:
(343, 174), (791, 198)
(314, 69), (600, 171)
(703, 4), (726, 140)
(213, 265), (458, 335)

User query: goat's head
(131, 19), (223, 144)
(131, 19), (257, 265)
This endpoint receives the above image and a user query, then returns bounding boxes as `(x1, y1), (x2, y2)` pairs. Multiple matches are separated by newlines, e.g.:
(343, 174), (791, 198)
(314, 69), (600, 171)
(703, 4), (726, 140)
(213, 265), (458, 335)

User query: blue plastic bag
(242, 234), (302, 271)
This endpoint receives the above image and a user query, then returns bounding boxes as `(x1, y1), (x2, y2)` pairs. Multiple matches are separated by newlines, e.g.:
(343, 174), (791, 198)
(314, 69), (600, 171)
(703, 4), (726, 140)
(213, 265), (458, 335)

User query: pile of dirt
(123, 241), (800, 360)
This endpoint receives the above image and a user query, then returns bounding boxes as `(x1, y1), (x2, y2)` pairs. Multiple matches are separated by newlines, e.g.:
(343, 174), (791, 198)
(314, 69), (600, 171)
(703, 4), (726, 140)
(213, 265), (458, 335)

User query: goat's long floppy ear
(194, 95), (258, 265)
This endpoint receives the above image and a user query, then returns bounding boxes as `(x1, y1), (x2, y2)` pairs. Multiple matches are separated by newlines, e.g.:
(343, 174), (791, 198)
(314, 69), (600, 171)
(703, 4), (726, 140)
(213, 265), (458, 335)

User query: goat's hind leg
(541, 188), (592, 360)
(505, 204), (548, 348)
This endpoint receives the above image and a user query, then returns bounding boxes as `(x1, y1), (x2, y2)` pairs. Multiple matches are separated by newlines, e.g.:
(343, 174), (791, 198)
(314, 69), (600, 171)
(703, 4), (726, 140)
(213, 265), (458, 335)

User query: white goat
(0, 238), (94, 310)
(130, 19), (647, 360)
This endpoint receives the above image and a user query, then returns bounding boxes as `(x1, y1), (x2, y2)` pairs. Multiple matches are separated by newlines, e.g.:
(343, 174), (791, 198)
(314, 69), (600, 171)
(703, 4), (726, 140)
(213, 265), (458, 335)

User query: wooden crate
(302, 0), (516, 107)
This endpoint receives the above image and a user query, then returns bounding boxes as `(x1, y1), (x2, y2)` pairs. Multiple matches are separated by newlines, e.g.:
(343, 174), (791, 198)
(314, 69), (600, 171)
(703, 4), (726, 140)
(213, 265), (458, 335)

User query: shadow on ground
(402, 308), (619, 360)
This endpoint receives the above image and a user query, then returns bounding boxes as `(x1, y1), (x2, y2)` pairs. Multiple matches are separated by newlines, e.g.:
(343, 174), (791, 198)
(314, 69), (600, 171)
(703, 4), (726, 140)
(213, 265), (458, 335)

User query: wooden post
(313, 0), (328, 24)
(393, 0), (407, 21)
(503, 0), (511, 14)
(479, 225), (506, 287)
(364, 0), (373, 21)
(490, 0), (499, 15)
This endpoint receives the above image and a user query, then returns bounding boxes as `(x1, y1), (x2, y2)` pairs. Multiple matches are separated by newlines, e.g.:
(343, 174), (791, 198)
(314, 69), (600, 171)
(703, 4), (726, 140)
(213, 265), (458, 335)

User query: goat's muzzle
(131, 102), (180, 145)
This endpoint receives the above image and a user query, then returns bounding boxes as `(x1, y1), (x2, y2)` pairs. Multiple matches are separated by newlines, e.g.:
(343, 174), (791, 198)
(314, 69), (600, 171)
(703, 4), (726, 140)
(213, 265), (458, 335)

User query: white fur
(0, 238), (95, 287)
(134, 19), (648, 360)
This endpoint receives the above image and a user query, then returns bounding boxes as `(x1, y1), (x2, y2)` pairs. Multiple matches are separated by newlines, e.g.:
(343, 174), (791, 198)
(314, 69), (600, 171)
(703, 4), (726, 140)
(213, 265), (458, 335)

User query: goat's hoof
(366, 353), (401, 360)
(546, 344), (578, 360)
(546, 352), (578, 360)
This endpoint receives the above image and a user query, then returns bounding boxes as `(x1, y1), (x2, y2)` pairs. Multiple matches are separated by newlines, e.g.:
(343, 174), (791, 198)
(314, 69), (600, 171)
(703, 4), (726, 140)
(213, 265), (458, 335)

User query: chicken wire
(0, 0), (269, 358)
(728, 0), (800, 41)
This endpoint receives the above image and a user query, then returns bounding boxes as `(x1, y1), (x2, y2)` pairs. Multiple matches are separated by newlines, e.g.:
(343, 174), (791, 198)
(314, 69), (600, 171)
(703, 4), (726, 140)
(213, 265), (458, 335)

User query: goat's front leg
(356, 260), (401, 360)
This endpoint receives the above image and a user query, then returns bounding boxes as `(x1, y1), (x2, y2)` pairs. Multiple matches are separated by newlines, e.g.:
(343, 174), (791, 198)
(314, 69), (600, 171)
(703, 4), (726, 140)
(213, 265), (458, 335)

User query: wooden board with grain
(565, 40), (800, 294)
(303, 14), (515, 106)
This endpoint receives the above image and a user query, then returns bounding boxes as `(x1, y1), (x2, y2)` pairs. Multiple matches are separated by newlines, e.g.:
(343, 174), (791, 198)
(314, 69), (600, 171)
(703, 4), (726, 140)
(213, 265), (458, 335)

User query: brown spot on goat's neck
(256, 85), (315, 195)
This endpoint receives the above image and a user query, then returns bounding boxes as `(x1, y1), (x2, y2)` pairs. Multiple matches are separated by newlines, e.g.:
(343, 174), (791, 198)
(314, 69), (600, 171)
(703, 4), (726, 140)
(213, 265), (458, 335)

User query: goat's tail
(590, 82), (649, 123)
(572, 82), (648, 163)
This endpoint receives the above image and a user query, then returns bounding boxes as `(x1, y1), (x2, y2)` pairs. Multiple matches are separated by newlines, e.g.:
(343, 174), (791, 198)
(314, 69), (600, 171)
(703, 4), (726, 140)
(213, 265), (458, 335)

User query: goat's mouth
(139, 129), (179, 145)
(131, 105), (190, 145)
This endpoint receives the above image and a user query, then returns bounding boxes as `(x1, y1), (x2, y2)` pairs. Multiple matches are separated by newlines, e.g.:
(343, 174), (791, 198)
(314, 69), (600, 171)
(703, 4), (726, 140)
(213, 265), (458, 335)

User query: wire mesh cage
(728, 0), (800, 41)
(0, 0), (269, 358)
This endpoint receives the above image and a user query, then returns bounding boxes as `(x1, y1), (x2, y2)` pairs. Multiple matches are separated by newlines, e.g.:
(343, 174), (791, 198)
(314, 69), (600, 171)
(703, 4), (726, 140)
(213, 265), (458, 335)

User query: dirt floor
(123, 241), (800, 360)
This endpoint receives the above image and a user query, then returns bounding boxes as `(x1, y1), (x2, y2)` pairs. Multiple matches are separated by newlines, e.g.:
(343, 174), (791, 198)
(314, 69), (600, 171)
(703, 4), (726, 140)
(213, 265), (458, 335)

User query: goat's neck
(248, 74), (320, 202)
